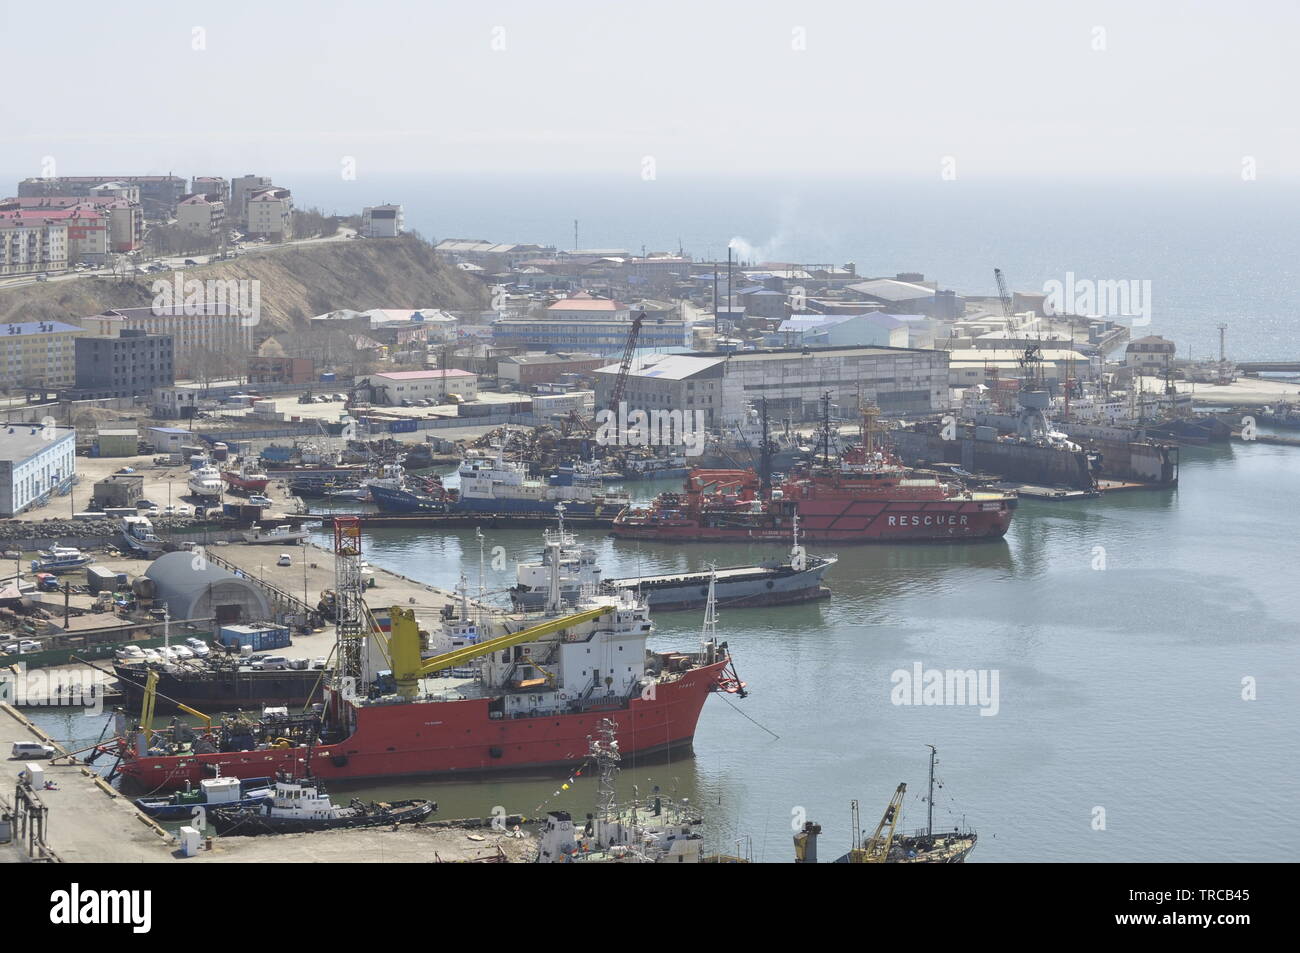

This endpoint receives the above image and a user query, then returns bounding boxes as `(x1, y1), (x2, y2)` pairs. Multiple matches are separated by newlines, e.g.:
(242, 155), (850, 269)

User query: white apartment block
(176, 194), (226, 241)
(0, 216), (68, 277)
(246, 188), (292, 240)
(362, 205), (403, 238)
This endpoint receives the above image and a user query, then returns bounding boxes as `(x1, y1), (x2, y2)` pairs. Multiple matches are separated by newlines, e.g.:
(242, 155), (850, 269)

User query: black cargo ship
(114, 661), (327, 712)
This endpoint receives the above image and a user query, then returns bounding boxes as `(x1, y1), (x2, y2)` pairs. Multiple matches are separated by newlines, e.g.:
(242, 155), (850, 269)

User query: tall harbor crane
(849, 783), (907, 863)
(606, 311), (645, 413)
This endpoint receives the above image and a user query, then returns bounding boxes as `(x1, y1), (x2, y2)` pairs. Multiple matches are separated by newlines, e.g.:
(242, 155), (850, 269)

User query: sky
(2, 0), (1298, 183)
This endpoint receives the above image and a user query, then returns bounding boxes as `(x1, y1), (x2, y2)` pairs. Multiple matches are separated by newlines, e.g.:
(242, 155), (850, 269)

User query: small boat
(187, 465), (224, 499)
(208, 774), (435, 836)
(134, 774), (274, 820)
(31, 546), (92, 574)
(242, 524), (310, 545)
(120, 515), (165, 556)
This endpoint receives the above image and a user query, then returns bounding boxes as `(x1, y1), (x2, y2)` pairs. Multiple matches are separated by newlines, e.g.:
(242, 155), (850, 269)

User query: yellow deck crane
(848, 783), (907, 863)
(386, 604), (609, 698)
(139, 669), (214, 743)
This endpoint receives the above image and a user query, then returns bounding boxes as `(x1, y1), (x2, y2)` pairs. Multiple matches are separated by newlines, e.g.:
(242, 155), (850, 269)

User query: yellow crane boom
(852, 783), (906, 863)
(389, 604), (609, 696)
(140, 669), (213, 741)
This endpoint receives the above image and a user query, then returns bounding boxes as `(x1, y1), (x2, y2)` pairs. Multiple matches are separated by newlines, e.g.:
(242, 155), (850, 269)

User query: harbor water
(28, 440), (1299, 861)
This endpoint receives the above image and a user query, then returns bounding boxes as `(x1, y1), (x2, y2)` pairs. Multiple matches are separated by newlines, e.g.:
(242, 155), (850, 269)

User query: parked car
(35, 273), (48, 281)
(184, 638), (210, 658)
(2, 640), (42, 654)
(117, 466), (135, 474)
(248, 495), (273, 507)
(311, 657), (328, 670)
(136, 499), (157, 509)
(170, 645), (194, 659)
(183, 259), (198, 265)
(11, 741), (55, 760)
(276, 553), (292, 567)
(250, 655), (291, 671)
(114, 645), (146, 660)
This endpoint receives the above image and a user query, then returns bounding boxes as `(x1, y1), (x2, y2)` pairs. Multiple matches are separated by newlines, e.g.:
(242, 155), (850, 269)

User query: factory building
(0, 424), (76, 516)
(594, 345), (949, 427)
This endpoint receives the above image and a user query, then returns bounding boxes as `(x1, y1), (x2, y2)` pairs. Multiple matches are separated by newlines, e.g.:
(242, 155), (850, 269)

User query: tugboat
(208, 772), (434, 835)
(134, 773), (274, 820)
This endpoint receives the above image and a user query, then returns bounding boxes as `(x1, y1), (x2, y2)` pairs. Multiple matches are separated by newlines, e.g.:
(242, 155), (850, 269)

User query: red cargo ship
(108, 585), (740, 791)
(613, 405), (1016, 544)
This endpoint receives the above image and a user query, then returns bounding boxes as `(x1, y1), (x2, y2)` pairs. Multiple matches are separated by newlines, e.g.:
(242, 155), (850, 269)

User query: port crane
(606, 311), (645, 413)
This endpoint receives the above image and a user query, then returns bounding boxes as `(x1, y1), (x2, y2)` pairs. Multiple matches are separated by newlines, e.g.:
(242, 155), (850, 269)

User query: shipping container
(217, 624), (291, 652)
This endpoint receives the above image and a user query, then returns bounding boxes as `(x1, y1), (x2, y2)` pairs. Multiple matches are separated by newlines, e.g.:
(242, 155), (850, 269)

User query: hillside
(0, 235), (488, 333)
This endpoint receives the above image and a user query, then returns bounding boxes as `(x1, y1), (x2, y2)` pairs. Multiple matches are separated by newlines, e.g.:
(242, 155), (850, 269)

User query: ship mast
(701, 565), (718, 647)
(926, 744), (937, 838)
(758, 397), (772, 499)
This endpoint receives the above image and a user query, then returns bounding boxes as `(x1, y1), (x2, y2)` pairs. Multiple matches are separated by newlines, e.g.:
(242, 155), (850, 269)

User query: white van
(10, 741), (54, 760)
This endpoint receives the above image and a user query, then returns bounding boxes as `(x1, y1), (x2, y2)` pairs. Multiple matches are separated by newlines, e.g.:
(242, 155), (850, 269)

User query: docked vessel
(536, 720), (711, 863)
(795, 747), (978, 864)
(107, 538), (742, 790)
(222, 465), (270, 494)
(113, 659), (326, 712)
(134, 774), (273, 820)
(208, 774), (434, 836)
(614, 398), (1015, 545)
(511, 507), (835, 612)
(187, 465), (224, 499)
(30, 546), (93, 574)
(368, 448), (632, 518)
(242, 524), (310, 545)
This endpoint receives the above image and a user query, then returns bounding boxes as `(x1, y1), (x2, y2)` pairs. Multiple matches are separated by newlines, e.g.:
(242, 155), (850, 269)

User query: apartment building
(17, 175), (186, 216)
(0, 320), (86, 390)
(245, 188), (292, 240)
(70, 328), (175, 399)
(0, 214), (68, 277)
(176, 193), (226, 242)
(361, 205), (403, 238)
(0, 425), (76, 516)
(79, 306), (253, 375)
(1, 196), (143, 252)
(190, 176), (230, 204)
(229, 174), (272, 226)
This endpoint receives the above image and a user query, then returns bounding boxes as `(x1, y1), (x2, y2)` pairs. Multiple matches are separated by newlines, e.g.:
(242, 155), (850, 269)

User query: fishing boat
(222, 464), (270, 494)
(120, 515), (165, 556)
(242, 524), (310, 545)
(207, 773), (434, 835)
(134, 774), (273, 820)
(30, 547), (92, 574)
(187, 465), (224, 499)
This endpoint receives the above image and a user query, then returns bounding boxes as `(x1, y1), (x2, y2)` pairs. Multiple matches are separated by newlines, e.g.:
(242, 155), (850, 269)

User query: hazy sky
(3, 0), (1298, 181)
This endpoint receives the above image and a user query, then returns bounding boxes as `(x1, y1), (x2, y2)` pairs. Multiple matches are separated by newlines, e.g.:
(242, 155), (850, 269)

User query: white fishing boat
(187, 465), (224, 499)
(242, 524), (310, 545)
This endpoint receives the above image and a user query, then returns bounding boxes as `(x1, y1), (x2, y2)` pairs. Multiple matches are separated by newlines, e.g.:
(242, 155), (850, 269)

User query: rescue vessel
(612, 401), (1016, 545)
(105, 537), (742, 791)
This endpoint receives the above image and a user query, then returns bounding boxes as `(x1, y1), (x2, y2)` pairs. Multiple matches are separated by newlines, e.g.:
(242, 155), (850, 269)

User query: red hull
(613, 499), (1014, 543)
(118, 659), (729, 791)
(222, 471), (270, 493)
